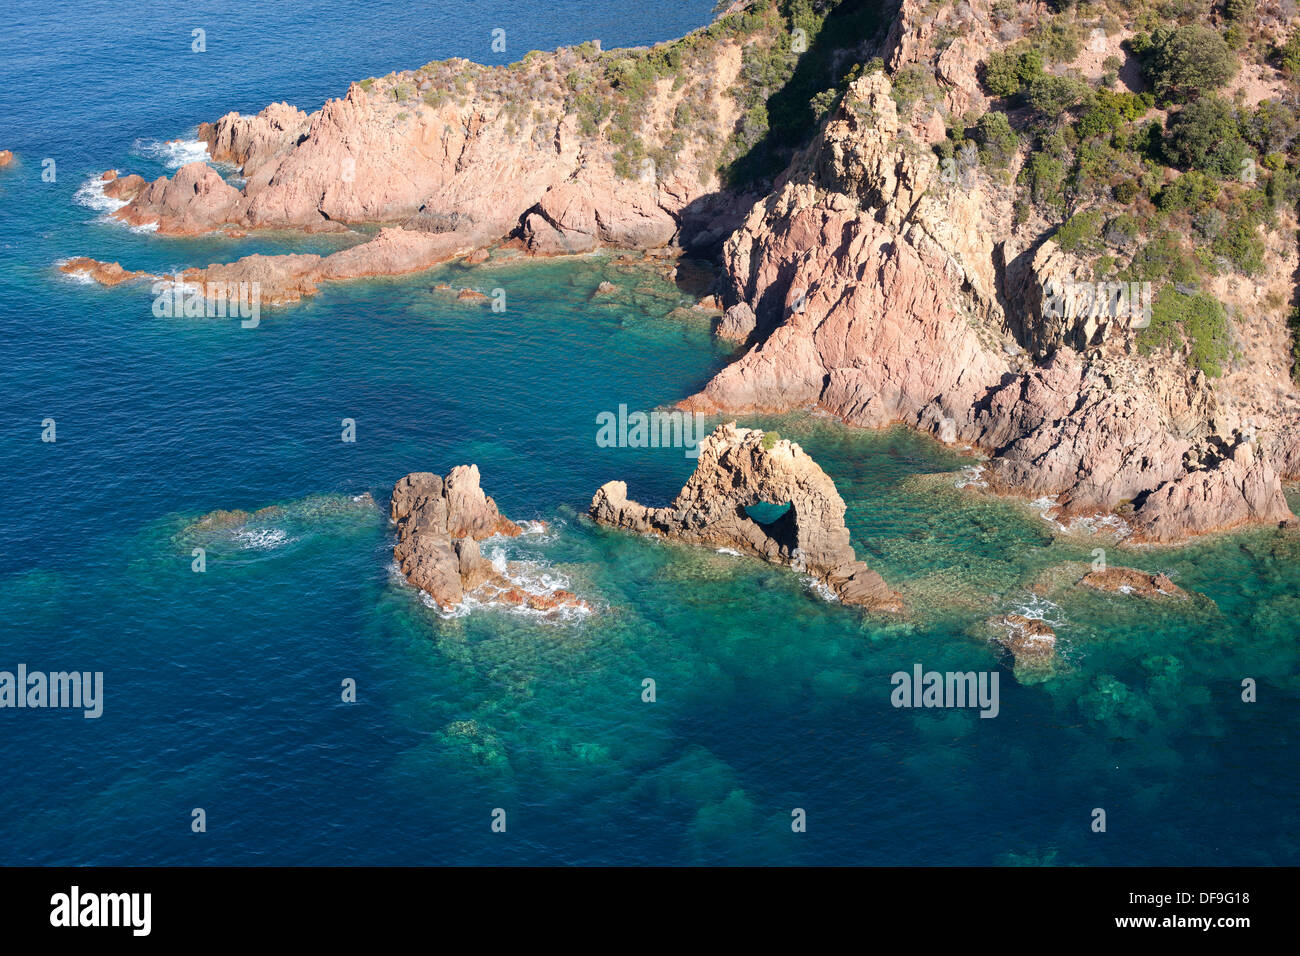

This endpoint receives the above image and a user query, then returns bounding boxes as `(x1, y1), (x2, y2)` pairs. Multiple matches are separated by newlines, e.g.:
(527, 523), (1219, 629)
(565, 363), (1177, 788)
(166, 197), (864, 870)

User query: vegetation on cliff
(938, 0), (1300, 378)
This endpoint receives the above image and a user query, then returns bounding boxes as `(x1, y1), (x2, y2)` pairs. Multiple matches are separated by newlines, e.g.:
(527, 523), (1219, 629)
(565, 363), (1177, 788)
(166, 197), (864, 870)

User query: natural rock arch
(590, 423), (900, 611)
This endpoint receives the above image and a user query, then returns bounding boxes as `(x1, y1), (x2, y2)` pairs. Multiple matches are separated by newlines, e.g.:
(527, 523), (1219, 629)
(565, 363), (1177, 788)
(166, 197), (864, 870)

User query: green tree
(974, 110), (1019, 167)
(1145, 25), (1239, 104)
(1026, 74), (1091, 115)
(1165, 96), (1246, 176)
(984, 48), (1044, 97)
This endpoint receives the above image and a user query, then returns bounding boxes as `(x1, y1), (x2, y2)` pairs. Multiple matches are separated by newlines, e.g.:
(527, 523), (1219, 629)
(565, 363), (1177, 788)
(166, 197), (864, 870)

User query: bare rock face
(686, 72), (1009, 430)
(116, 162), (243, 235)
(1130, 441), (1293, 543)
(989, 614), (1057, 672)
(716, 302), (757, 344)
(589, 422), (900, 611)
(391, 466), (587, 614)
(199, 102), (312, 171)
(971, 351), (1210, 511)
(98, 32), (744, 251)
(101, 170), (147, 203)
(1081, 568), (1185, 599)
(688, 68), (1296, 544)
(0, 150), (12, 168)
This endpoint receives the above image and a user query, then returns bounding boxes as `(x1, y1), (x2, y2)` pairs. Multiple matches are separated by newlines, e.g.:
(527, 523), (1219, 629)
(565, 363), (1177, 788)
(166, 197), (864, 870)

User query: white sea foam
(804, 575), (840, 603)
(234, 527), (290, 550)
(716, 547), (742, 556)
(131, 137), (212, 169)
(1030, 494), (1132, 539)
(1008, 593), (1064, 627)
(73, 176), (128, 215)
(403, 541), (591, 624)
(54, 260), (96, 285)
(955, 465), (988, 490)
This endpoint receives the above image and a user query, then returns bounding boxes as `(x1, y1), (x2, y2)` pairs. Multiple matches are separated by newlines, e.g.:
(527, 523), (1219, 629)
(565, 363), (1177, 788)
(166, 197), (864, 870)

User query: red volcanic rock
(1131, 442), (1293, 542)
(990, 615), (1057, 670)
(67, 227), (471, 306)
(455, 288), (489, 302)
(686, 73), (1007, 426)
(199, 102), (311, 170)
(89, 28), (747, 249)
(115, 162), (241, 234)
(391, 466), (584, 615)
(590, 422), (900, 612)
(102, 171), (148, 203)
(686, 71), (1296, 544)
(59, 258), (149, 286)
(0, 150), (13, 168)
(1081, 568), (1185, 599)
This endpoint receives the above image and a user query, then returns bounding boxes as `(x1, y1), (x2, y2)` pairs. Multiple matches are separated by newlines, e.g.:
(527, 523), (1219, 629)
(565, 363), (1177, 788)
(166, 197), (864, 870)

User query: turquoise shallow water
(1, 0), (1298, 866)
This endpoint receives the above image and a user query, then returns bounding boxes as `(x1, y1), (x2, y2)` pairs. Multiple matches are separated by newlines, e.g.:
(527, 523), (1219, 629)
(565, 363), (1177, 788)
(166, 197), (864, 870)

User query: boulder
(391, 466), (588, 615)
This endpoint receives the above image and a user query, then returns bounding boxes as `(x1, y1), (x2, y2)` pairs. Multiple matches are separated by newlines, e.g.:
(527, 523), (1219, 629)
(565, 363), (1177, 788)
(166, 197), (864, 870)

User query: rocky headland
(590, 422), (901, 611)
(62, 0), (1300, 545)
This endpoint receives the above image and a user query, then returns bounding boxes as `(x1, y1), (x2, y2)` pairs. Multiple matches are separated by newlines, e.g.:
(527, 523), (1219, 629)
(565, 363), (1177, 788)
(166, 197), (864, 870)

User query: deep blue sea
(0, 0), (1297, 866)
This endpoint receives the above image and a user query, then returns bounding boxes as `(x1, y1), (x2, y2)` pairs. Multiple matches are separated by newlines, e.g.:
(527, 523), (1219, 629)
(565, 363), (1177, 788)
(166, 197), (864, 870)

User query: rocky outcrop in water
(0, 150), (14, 168)
(589, 422), (900, 611)
(59, 257), (150, 286)
(989, 614), (1057, 672)
(64, 226), (471, 304)
(391, 466), (586, 614)
(1081, 568), (1185, 600)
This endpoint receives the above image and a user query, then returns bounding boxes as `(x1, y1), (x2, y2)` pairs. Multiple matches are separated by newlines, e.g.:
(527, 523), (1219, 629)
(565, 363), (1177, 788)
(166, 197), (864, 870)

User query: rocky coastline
(59, 0), (1300, 546)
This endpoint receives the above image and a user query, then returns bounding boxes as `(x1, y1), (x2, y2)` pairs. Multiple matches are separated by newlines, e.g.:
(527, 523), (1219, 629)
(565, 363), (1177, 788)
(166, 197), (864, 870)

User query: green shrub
(1019, 150), (1068, 214)
(1105, 213), (1139, 245)
(1244, 100), (1299, 156)
(1212, 217), (1266, 274)
(1055, 208), (1105, 252)
(1290, 305), (1300, 380)
(1113, 179), (1140, 203)
(1156, 169), (1221, 212)
(1123, 232), (1197, 284)
(1165, 96), (1246, 176)
(1276, 31), (1300, 76)
(1137, 288), (1232, 377)
(1026, 74), (1091, 115)
(984, 47), (1044, 97)
(974, 111), (1019, 167)
(1032, 19), (1084, 64)
(760, 431), (780, 450)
